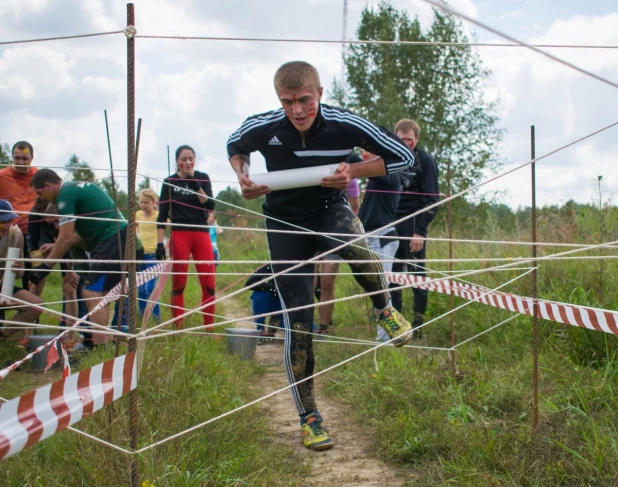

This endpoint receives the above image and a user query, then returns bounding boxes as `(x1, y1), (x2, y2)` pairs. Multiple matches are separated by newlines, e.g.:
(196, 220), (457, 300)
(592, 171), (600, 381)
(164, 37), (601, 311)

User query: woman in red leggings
(157, 145), (216, 332)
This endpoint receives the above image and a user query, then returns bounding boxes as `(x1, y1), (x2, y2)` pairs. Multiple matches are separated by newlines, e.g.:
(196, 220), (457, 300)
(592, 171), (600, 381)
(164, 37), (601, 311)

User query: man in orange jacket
(0, 141), (38, 286)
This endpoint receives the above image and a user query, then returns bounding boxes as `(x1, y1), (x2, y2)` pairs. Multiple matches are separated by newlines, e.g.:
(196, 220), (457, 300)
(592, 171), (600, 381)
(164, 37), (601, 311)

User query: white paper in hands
(250, 164), (340, 191)
(0, 247), (20, 304)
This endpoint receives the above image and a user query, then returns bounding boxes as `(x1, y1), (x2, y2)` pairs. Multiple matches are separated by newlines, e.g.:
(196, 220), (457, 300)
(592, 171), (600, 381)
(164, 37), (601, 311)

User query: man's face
(12, 148), (33, 174)
(276, 84), (323, 135)
(396, 130), (418, 151)
(39, 182), (58, 203)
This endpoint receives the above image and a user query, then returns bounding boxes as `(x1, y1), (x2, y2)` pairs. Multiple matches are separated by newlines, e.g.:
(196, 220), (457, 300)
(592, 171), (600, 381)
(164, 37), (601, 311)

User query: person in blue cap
(0, 200), (43, 349)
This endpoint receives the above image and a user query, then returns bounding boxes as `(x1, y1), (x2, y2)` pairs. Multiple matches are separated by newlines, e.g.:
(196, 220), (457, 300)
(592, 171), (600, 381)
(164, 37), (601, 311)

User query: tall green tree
(333, 1), (503, 196)
(64, 155), (128, 216)
(100, 173), (128, 217)
(137, 176), (151, 192)
(65, 154), (97, 183)
(215, 186), (264, 228)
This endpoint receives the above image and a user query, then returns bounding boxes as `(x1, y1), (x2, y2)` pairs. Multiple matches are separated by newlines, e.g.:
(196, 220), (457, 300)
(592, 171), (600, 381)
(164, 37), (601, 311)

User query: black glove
(156, 243), (166, 261)
(184, 176), (201, 193)
(28, 263), (52, 286)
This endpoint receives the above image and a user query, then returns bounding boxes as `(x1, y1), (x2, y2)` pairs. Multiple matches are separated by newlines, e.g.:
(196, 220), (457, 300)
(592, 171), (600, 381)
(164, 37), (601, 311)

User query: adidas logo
(268, 136), (283, 146)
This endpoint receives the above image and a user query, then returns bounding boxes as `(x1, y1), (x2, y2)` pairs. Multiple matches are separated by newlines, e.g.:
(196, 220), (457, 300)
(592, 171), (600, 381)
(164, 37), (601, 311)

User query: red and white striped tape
(0, 261), (168, 380)
(387, 273), (618, 334)
(137, 263), (172, 373)
(0, 351), (136, 461)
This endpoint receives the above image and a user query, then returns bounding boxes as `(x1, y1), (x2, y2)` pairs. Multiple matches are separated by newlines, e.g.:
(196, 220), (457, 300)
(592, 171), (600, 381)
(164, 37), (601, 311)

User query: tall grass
(0, 260), (308, 486)
(1, 210), (617, 486)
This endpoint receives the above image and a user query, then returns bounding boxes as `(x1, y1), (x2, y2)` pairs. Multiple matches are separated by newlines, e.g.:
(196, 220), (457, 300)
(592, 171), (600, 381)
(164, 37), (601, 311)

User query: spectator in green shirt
(29, 169), (142, 345)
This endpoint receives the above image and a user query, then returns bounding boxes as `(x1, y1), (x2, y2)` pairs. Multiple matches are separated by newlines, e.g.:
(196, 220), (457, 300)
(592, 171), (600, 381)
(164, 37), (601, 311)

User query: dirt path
(221, 295), (407, 487)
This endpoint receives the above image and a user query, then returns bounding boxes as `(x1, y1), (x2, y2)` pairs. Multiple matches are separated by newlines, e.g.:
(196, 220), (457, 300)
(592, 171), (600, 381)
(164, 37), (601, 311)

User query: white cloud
(0, 0), (49, 18)
(479, 9), (618, 207)
(0, 0), (616, 212)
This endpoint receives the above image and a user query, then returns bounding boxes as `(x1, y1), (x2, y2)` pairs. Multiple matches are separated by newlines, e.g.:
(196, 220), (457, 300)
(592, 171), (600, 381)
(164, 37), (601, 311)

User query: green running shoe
(377, 307), (413, 347)
(300, 412), (334, 451)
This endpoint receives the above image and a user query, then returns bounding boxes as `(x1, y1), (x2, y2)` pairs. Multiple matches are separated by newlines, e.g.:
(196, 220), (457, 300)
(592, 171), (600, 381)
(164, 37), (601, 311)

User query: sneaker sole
(305, 439), (334, 451)
(392, 329), (414, 348)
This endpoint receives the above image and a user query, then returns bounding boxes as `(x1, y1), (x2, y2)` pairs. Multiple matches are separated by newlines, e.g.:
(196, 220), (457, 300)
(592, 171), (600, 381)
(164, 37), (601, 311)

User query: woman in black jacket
(157, 145), (216, 332)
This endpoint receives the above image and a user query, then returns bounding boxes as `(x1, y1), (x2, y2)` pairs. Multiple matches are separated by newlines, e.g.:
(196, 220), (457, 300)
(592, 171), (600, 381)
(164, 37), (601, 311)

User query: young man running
(227, 61), (415, 451)
(28, 169), (142, 344)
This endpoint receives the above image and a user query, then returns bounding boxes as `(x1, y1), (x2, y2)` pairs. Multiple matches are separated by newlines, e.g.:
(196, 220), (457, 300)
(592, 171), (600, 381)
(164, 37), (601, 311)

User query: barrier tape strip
(137, 263), (172, 375)
(43, 341), (71, 378)
(387, 273), (618, 334)
(0, 351), (136, 461)
(0, 261), (167, 380)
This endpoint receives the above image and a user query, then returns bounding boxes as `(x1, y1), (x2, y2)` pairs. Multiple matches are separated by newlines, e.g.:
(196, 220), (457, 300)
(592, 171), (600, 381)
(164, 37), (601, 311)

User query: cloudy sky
(1, 0), (617, 212)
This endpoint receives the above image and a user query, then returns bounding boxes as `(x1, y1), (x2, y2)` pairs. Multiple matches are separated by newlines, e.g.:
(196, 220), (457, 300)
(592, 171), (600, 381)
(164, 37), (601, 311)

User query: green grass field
(1, 218), (617, 486)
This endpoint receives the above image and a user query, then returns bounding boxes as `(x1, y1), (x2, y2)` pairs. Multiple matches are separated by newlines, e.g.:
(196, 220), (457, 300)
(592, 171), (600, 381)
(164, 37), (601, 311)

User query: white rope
(4, 253), (615, 266)
(422, 236), (618, 249)
(0, 295), (107, 309)
(423, 0), (618, 91)
(143, 232), (618, 340)
(138, 264), (537, 340)
(132, 269), (534, 453)
(140, 295), (445, 350)
(0, 292), (130, 337)
(135, 33), (618, 50)
(452, 313), (524, 350)
(0, 319), (119, 336)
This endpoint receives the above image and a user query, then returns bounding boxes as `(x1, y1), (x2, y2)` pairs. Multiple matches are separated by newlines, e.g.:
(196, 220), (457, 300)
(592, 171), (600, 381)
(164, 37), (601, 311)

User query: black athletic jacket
(157, 170), (215, 232)
(358, 174), (402, 233)
(396, 147), (439, 237)
(227, 104), (414, 223)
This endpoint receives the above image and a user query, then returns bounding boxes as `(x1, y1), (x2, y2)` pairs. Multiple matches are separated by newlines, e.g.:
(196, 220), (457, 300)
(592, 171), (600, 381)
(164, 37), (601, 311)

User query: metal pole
(531, 125), (539, 431)
(447, 161), (456, 377)
(126, 4), (139, 486)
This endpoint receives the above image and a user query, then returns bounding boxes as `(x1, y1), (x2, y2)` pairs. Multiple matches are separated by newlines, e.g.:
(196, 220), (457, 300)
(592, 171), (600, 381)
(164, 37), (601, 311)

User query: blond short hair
(394, 119), (421, 139)
(274, 61), (321, 91)
(138, 188), (158, 204)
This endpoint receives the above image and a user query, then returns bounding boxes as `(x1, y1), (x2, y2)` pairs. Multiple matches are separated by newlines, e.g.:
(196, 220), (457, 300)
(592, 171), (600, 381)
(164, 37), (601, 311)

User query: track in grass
(223, 295), (408, 486)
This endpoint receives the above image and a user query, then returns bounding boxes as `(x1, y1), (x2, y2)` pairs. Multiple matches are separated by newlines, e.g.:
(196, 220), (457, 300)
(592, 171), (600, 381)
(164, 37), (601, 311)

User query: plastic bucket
(225, 328), (262, 360)
(28, 335), (60, 371)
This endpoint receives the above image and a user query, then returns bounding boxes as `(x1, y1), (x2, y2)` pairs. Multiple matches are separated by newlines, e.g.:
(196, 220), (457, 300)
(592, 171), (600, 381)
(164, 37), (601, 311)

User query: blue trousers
(251, 291), (283, 332)
(138, 253), (160, 319)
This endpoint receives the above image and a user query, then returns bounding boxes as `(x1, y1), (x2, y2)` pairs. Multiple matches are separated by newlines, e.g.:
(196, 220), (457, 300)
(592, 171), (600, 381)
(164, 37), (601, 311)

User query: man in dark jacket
(390, 119), (439, 337)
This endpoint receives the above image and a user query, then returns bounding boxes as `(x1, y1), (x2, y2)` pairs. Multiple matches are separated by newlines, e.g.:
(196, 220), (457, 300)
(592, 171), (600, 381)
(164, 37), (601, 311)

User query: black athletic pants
(390, 217), (428, 316)
(266, 202), (389, 416)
